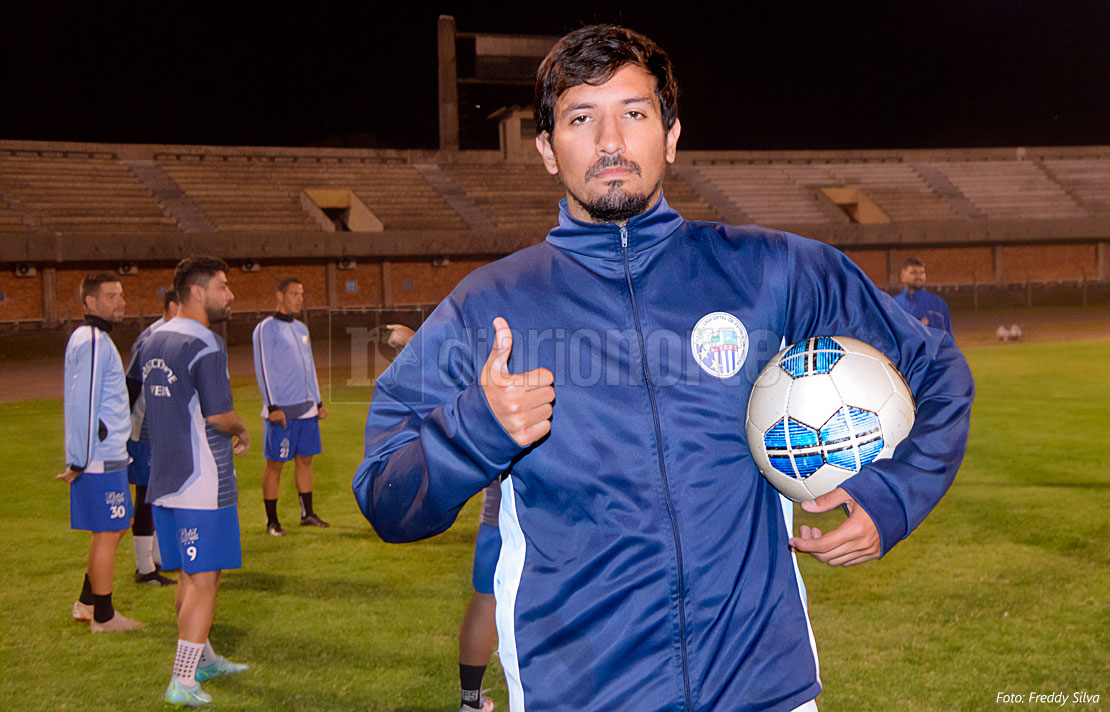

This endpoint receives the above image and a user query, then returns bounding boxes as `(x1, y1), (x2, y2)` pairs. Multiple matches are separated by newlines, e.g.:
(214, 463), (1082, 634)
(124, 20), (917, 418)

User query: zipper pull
(620, 226), (628, 249)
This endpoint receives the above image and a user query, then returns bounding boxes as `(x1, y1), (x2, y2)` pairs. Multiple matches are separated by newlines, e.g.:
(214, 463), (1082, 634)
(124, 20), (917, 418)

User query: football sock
(132, 486), (154, 535)
(460, 664), (487, 708)
(173, 640), (205, 686)
(79, 574), (95, 605)
(134, 535), (156, 575)
(91, 593), (115, 623)
(152, 532), (162, 567)
(199, 638), (217, 666)
(298, 491), (314, 518)
(264, 498), (279, 525)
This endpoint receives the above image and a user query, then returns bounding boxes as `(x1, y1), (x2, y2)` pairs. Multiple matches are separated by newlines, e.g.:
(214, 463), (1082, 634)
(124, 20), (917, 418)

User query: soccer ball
(745, 336), (916, 502)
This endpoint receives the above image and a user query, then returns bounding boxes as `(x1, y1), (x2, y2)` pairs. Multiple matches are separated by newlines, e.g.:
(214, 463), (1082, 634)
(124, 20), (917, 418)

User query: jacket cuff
(840, 469), (908, 557)
(454, 381), (524, 471)
(68, 464), (85, 474)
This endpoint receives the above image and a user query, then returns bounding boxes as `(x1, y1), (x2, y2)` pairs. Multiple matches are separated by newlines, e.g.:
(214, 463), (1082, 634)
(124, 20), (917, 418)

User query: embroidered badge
(692, 312), (749, 379)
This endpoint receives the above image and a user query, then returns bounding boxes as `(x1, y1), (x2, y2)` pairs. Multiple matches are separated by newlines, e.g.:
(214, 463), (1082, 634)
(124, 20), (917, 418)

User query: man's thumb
(800, 487), (850, 514)
(486, 317), (513, 372)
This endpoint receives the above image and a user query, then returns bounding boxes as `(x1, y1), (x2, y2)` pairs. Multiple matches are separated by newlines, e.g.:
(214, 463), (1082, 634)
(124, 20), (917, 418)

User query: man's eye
(627, 111), (645, 119)
(570, 115), (590, 125)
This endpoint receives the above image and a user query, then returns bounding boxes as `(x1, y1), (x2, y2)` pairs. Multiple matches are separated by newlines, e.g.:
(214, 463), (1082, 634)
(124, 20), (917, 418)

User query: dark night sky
(4, 2), (1109, 151)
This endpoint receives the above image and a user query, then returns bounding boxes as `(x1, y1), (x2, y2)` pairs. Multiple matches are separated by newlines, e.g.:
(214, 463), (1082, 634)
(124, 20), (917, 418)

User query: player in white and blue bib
(252, 276), (329, 536)
(58, 273), (144, 633)
(459, 481), (502, 712)
(124, 288), (179, 586)
(142, 256), (251, 707)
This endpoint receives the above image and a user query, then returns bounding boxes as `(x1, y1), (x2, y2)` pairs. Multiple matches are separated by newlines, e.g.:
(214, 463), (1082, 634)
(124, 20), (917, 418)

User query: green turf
(1, 340), (1107, 711)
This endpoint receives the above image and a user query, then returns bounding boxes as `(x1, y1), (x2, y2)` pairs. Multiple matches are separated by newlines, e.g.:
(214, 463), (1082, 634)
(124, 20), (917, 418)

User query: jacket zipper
(621, 225), (694, 711)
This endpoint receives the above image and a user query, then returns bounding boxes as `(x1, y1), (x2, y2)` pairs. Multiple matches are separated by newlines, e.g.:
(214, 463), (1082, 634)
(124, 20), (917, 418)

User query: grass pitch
(1, 339), (1107, 711)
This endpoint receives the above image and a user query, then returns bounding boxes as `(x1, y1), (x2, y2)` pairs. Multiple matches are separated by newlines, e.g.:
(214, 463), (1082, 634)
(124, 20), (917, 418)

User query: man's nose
(596, 114), (624, 156)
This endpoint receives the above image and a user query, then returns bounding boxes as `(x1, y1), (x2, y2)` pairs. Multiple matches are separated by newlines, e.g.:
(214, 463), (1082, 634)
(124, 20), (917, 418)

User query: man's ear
(536, 132), (559, 175)
(665, 118), (681, 164)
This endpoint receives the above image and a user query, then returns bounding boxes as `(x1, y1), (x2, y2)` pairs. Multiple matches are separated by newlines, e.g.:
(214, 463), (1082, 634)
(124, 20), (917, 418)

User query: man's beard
(563, 156), (662, 223)
(205, 301), (231, 324)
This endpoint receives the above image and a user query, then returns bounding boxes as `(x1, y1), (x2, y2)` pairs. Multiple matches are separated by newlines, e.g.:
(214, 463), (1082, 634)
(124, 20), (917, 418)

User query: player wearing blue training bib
(124, 288), (179, 586)
(58, 273), (144, 633)
(252, 276), (329, 536)
(142, 256), (250, 707)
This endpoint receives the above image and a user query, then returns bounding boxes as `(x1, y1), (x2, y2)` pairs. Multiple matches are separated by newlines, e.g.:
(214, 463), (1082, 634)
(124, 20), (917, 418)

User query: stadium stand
(1, 140), (1107, 327)
(0, 153), (179, 233)
(929, 159), (1087, 220)
(157, 155), (468, 231)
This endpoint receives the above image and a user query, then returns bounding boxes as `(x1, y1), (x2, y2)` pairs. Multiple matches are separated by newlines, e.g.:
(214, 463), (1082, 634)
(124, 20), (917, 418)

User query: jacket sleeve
(252, 322), (276, 414)
(64, 328), (102, 471)
(352, 298), (523, 543)
(125, 330), (145, 409)
(783, 235), (974, 556)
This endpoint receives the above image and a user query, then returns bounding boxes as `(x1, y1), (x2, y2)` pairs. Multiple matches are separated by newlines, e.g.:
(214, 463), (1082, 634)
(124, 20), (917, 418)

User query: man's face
(277, 283), (304, 314)
(901, 264), (927, 291)
(85, 281), (125, 323)
(536, 63), (681, 224)
(199, 271), (234, 324)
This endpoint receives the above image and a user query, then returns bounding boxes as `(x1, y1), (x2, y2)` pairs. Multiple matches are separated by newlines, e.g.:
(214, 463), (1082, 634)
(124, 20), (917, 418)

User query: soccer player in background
(142, 256), (250, 706)
(124, 288), (179, 586)
(59, 272), (144, 632)
(354, 26), (974, 712)
(893, 257), (955, 337)
(386, 323), (501, 712)
(252, 277), (329, 536)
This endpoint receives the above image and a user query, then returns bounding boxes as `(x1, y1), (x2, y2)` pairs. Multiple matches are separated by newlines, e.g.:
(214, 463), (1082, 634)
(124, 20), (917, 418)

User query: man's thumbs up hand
(481, 317), (555, 447)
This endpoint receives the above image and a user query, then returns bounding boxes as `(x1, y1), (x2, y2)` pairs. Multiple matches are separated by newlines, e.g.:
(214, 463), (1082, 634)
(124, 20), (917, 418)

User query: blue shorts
(127, 439), (151, 486)
(471, 523), (501, 595)
(70, 468), (132, 532)
(263, 416), (322, 462)
(153, 505), (242, 574)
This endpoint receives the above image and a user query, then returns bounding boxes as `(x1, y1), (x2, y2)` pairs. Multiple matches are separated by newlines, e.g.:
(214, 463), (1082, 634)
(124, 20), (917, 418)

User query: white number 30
(186, 546), (197, 561)
(109, 505), (126, 519)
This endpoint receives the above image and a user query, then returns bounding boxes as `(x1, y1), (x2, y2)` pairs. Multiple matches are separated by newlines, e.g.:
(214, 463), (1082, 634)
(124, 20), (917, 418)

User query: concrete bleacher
(929, 160), (1088, 220)
(156, 156), (467, 231)
(442, 162), (721, 228)
(0, 194), (28, 232)
(442, 162), (563, 229)
(1040, 158), (1110, 215)
(0, 154), (179, 233)
(691, 161), (960, 225)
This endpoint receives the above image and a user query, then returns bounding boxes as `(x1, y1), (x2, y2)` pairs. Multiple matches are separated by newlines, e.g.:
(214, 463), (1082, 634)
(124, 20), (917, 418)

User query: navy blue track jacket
(353, 196), (974, 712)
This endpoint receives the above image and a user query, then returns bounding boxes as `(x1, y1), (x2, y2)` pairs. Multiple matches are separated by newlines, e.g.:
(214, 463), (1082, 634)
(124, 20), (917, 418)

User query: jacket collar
(544, 193), (684, 260)
(272, 311), (295, 323)
(83, 314), (115, 333)
(900, 286), (929, 300)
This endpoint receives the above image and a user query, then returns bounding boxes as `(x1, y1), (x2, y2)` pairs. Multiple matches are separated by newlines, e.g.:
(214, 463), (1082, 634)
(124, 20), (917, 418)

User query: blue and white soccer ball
(745, 336), (916, 502)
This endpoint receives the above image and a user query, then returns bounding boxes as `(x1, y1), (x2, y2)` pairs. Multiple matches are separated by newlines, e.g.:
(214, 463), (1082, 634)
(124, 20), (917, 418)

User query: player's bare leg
(295, 455), (328, 527)
(84, 528), (143, 631)
(459, 592), (497, 710)
(262, 459), (286, 535)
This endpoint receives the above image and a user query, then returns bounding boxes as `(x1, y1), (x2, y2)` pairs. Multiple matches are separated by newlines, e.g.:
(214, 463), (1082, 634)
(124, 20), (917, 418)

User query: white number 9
(187, 546), (197, 561)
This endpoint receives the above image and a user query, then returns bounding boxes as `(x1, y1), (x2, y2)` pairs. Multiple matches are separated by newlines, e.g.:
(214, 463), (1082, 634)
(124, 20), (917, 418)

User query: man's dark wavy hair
(174, 255), (228, 303)
(534, 25), (679, 136)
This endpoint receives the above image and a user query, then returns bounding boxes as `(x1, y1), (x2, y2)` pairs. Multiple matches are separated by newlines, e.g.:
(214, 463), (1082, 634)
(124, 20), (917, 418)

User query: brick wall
(1002, 244), (1098, 283)
(227, 264), (328, 312)
(391, 258), (493, 305)
(335, 262), (384, 307)
(844, 249), (887, 287)
(893, 247), (994, 286)
(0, 271), (43, 320)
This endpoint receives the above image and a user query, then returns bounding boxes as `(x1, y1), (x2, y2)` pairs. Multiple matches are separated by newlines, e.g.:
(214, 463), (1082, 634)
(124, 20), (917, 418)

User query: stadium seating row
(1, 145), (1108, 235)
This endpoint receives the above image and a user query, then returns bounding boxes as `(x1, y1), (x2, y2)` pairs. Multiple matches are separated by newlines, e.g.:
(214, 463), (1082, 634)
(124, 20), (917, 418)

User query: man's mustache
(585, 156), (642, 181)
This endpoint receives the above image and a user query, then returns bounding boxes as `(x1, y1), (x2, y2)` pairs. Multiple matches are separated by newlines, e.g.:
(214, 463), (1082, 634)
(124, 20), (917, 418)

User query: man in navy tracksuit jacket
(353, 26), (973, 712)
